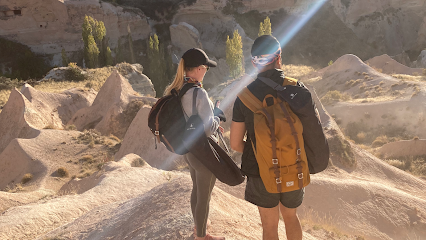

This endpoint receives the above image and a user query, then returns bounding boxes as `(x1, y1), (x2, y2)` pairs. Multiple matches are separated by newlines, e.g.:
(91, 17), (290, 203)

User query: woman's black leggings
(185, 152), (216, 237)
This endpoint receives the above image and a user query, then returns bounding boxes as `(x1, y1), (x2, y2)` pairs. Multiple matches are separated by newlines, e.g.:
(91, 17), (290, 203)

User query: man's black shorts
(245, 176), (305, 208)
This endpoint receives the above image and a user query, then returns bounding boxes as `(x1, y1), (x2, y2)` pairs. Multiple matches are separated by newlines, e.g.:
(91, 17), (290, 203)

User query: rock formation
(416, 50), (426, 68)
(68, 70), (156, 138)
(169, 22), (203, 58)
(115, 106), (186, 171)
(330, 0), (426, 56)
(0, 0), (151, 66)
(115, 63), (156, 97)
(0, 85), (96, 153)
(378, 139), (426, 158)
(0, 153), (179, 240)
(366, 54), (424, 75)
(315, 54), (426, 139)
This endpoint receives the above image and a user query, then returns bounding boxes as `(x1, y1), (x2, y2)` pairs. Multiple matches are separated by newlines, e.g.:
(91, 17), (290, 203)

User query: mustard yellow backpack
(238, 77), (310, 193)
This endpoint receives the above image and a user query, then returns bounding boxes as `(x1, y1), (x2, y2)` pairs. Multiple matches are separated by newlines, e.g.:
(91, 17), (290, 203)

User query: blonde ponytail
(163, 59), (186, 96)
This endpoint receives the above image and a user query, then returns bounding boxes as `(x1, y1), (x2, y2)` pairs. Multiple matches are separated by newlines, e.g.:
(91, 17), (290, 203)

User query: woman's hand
(218, 126), (224, 134)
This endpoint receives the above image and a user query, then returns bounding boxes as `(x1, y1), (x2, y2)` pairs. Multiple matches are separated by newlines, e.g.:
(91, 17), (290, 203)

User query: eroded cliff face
(0, 0), (151, 65)
(330, 0), (426, 57)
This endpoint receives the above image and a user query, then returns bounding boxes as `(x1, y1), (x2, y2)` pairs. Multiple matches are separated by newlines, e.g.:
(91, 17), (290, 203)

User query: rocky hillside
(0, 0), (151, 66)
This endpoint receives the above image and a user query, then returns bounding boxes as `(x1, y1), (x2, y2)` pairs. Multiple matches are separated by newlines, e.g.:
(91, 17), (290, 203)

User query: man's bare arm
(230, 121), (246, 153)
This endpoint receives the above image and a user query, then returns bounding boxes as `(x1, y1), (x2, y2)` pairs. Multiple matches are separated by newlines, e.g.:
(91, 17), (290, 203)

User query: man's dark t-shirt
(232, 68), (288, 177)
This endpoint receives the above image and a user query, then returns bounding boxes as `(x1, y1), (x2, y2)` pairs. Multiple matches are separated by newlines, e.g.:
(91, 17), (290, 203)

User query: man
(230, 35), (304, 240)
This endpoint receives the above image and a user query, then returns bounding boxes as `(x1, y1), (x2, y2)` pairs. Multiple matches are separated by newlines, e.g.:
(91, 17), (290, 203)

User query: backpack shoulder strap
(192, 88), (199, 115)
(178, 83), (197, 98)
(258, 76), (298, 90)
(237, 87), (262, 113)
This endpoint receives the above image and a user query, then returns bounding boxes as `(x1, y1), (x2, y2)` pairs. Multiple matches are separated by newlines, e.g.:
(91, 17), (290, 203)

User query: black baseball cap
(182, 48), (217, 68)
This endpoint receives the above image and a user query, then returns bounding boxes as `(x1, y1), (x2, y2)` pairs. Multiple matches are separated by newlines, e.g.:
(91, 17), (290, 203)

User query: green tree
(105, 46), (113, 66)
(146, 34), (173, 97)
(127, 24), (135, 64)
(82, 15), (109, 68)
(61, 48), (68, 67)
(86, 35), (99, 68)
(226, 30), (244, 78)
(258, 22), (264, 36)
(258, 16), (272, 36)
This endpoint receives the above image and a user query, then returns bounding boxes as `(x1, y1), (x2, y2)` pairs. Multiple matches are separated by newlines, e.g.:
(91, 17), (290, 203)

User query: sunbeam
(160, 0), (328, 168)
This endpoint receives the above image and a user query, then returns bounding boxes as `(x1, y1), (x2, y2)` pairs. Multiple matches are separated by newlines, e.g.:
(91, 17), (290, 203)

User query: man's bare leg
(279, 203), (302, 240)
(258, 205), (280, 240)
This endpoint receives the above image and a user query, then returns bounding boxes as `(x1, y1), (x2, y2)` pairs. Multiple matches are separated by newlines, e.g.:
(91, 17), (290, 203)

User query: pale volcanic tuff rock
(378, 139), (426, 159)
(0, 154), (178, 240)
(330, 0), (426, 55)
(171, 1), (253, 85)
(315, 54), (426, 139)
(114, 63), (156, 97)
(0, 85), (96, 154)
(115, 106), (186, 171)
(417, 50), (426, 68)
(43, 63), (156, 97)
(366, 54), (424, 75)
(68, 70), (156, 139)
(169, 22), (203, 58)
(172, 0), (253, 60)
(0, 0), (151, 66)
(0, 130), (86, 192)
(170, 21), (231, 86)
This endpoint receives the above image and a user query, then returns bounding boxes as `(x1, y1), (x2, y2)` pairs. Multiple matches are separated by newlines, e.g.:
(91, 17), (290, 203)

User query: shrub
(328, 133), (356, 168)
(88, 140), (95, 148)
(359, 83), (367, 90)
(345, 79), (361, 87)
(356, 132), (366, 143)
(80, 154), (94, 162)
(65, 124), (77, 131)
(21, 173), (33, 184)
(131, 158), (146, 167)
(321, 90), (350, 105)
(65, 63), (86, 82)
(57, 167), (69, 177)
(412, 86), (420, 97)
(372, 135), (389, 147)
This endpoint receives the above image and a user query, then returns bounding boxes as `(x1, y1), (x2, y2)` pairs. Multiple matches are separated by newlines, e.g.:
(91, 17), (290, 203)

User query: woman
(164, 48), (225, 240)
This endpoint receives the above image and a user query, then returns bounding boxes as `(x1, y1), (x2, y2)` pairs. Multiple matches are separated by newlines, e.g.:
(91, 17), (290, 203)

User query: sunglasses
(201, 65), (210, 72)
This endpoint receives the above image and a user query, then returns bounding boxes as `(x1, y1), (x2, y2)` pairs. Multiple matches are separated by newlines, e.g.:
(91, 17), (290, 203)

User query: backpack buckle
(272, 158), (278, 164)
(296, 148), (301, 156)
(298, 173), (304, 179)
(276, 178), (282, 184)
(154, 131), (160, 136)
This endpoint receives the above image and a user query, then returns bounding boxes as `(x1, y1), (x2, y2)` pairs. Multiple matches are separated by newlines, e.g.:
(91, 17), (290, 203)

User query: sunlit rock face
(0, 0), (151, 66)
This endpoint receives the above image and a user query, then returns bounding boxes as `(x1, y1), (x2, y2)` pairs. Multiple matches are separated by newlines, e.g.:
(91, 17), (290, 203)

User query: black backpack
(258, 77), (330, 174)
(148, 83), (198, 155)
